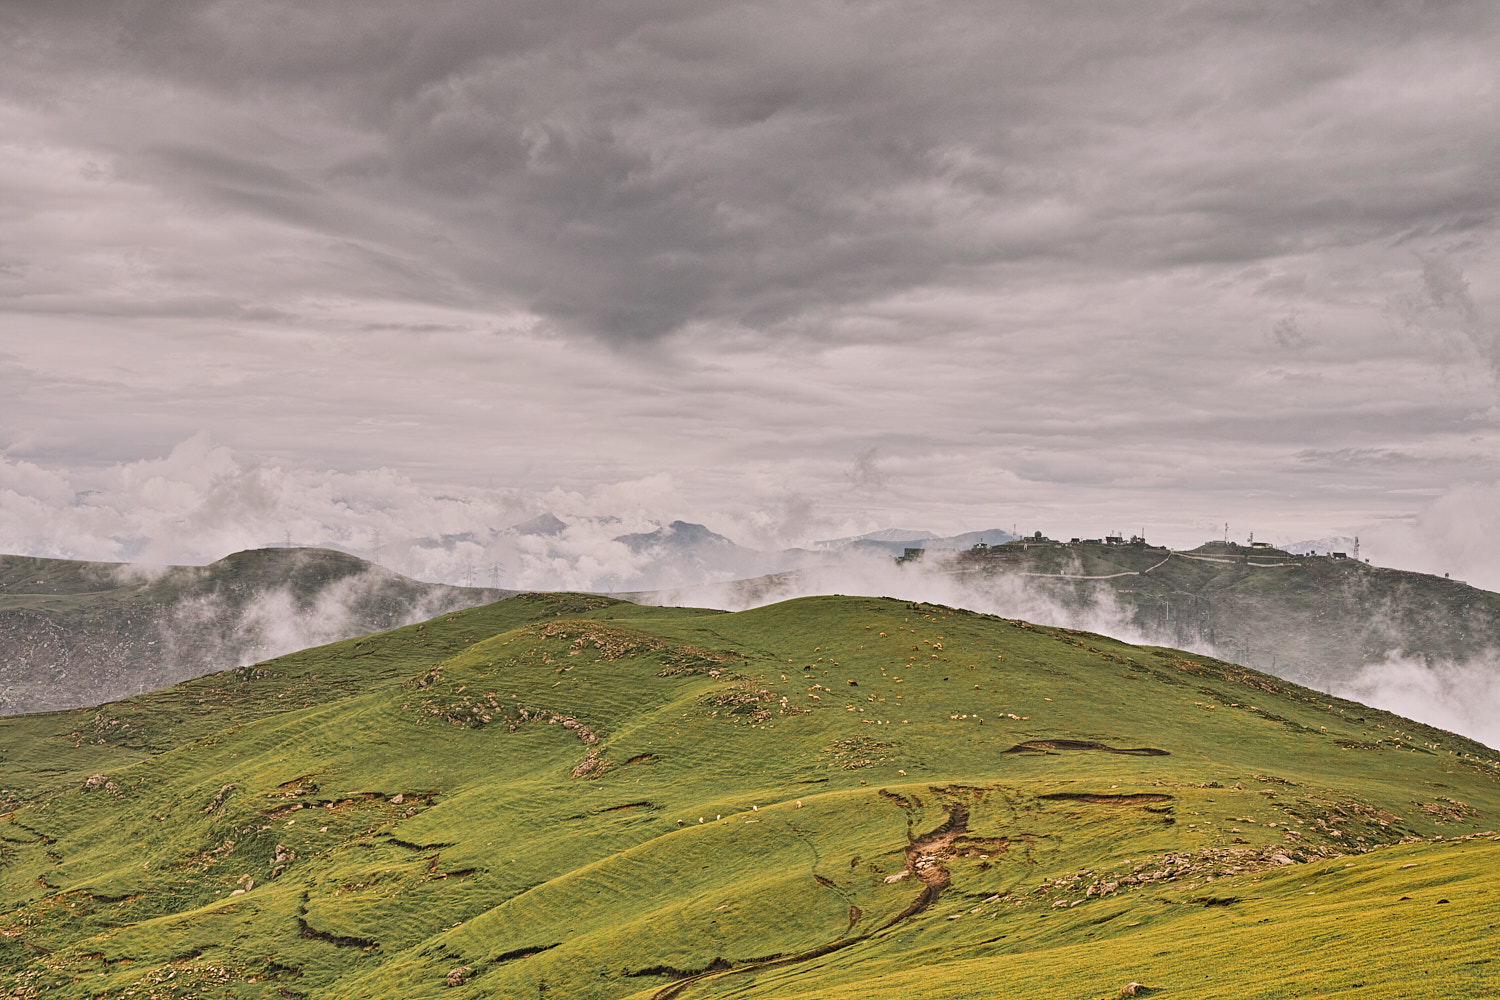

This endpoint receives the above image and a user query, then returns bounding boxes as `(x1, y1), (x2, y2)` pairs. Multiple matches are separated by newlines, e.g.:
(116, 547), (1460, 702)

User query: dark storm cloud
(7, 0), (1497, 342)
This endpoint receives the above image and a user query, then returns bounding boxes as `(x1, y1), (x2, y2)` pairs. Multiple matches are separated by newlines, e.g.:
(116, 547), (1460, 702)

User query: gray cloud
(847, 448), (888, 493)
(1333, 651), (1500, 751)
(1419, 253), (1496, 375)
(3, 0), (1500, 607)
(6, 0), (1499, 342)
(1270, 314), (1308, 349)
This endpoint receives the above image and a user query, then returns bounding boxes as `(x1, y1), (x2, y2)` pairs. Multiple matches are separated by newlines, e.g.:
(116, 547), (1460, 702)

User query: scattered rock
(572, 748), (612, 780)
(82, 774), (122, 797)
(270, 844), (297, 879)
(445, 966), (473, 987)
(202, 784), (235, 814)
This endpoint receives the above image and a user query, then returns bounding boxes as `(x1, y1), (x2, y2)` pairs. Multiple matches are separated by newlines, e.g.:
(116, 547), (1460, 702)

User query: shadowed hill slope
(951, 541), (1500, 687)
(0, 548), (510, 716)
(2, 593), (1498, 999)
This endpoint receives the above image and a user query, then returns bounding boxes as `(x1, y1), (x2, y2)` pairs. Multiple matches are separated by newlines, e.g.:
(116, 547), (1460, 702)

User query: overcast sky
(3, 0), (1500, 589)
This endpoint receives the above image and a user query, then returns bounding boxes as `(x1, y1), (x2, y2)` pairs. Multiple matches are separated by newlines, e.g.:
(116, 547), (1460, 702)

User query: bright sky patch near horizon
(3, 0), (1500, 590)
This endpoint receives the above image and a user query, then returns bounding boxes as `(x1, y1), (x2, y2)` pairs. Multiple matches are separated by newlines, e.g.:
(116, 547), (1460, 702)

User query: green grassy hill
(0, 548), (509, 716)
(3, 593), (1498, 999)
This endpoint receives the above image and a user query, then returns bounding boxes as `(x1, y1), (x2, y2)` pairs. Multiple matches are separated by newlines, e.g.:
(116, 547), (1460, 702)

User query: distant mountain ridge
(813, 527), (940, 546)
(607, 520), (821, 588)
(7, 526), (1495, 736)
(1284, 535), (1358, 556)
(509, 512), (568, 536)
(811, 527), (1017, 554)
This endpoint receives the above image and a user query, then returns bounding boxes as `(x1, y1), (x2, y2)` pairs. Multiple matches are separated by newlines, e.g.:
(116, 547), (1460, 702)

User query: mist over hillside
(0, 548), (508, 716)
(4, 527), (1497, 747)
(624, 538), (1500, 749)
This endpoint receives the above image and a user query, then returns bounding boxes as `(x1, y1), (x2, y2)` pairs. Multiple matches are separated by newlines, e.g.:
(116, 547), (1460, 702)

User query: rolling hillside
(0, 548), (509, 716)
(2, 593), (1497, 999)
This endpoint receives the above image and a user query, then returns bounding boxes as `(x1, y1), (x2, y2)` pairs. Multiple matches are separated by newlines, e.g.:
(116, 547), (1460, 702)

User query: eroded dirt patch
(646, 787), (985, 1000)
(1039, 792), (1174, 805)
(1004, 740), (1169, 756)
(297, 893), (378, 950)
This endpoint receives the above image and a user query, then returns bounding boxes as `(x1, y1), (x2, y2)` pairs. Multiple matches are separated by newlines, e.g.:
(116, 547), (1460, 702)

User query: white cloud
(1334, 652), (1500, 751)
(1364, 480), (1500, 593)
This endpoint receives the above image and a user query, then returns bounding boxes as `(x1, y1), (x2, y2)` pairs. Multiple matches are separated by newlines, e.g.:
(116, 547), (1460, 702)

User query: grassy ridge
(3, 593), (1498, 999)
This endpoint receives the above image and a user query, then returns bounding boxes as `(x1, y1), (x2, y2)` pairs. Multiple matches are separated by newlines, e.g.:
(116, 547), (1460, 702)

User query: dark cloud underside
(5, 0), (1496, 340)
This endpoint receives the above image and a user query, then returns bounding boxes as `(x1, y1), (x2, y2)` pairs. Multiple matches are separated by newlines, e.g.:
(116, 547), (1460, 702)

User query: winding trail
(1171, 552), (1304, 568)
(650, 800), (971, 1000)
(1014, 553), (1173, 581)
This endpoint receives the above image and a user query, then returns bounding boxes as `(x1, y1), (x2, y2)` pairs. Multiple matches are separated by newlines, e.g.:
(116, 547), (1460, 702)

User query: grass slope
(2, 593), (1498, 999)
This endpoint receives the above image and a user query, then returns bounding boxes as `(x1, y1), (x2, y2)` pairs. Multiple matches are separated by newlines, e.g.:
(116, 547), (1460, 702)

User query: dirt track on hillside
(650, 796), (983, 1000)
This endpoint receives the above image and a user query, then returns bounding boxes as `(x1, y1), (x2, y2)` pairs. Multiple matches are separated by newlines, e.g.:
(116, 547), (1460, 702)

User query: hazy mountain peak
(813, 528), (940, 548)
(1285, 535), (1358, 556)
(614, 520), (737, 553)
(509, 513), (568, 536)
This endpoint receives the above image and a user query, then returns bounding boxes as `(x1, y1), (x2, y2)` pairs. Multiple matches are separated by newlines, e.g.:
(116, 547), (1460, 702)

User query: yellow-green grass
(3, 593), (1497, 999)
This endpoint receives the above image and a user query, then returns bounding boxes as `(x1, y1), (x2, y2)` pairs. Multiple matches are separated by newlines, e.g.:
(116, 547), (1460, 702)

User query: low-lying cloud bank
(5, 437), (1500, 747)
(1333, 653), (1500, 753)
(642, 554), (1500, 752)
(149, 560), (484, 682)
(640, 547), (1157, 644)
(0, 548), (494, 715)
(7, 434), (1500, 593)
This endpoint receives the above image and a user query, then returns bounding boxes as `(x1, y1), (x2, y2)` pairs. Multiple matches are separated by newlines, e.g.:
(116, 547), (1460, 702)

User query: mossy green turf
(3, 593), (1499, 999)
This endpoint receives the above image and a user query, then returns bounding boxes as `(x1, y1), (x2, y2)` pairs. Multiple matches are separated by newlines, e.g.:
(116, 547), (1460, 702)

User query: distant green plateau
(2, 593), (1498, 999)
